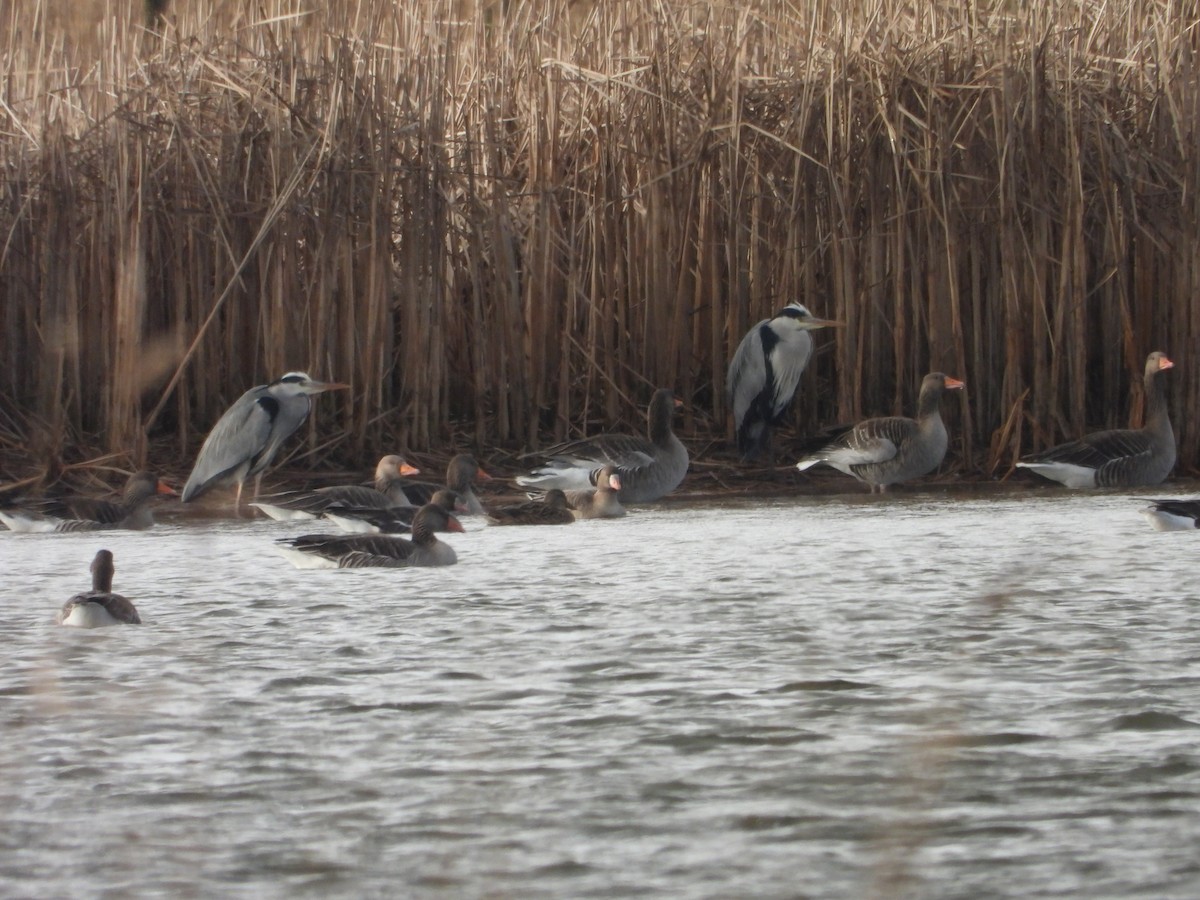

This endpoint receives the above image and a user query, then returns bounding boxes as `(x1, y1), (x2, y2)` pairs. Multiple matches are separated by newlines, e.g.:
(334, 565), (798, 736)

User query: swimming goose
(564, 466), (626, 519)
(515, 389), (688, 503)
(56, 549), (141, 627)
(182, 371), (348, 512)
(1139, 498), (1200, 531)
(796, 372), (965, 492)
(486, 489), (575, 526)
(250, 455), (421, 521)
(275, 503), (464, 569)
(727, 303), (843, 460)
(323, 490), (465, 535)
(397, 453), (492, 515)
(1016, 352), (1175, 488)
(1, 472), (176, 533)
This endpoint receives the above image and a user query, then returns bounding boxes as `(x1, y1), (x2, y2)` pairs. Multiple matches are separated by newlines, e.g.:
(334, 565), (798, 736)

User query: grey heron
(795, 372), (964, 492)
(181, 371), (348, 510)
(56, 549), (141, 627)
(726, 303), (843, 460)
(1016, 351), (1175, 488)
(275, 503), (465, 569)
(0, 471), (176, 532)
(515, 389), (687, 503)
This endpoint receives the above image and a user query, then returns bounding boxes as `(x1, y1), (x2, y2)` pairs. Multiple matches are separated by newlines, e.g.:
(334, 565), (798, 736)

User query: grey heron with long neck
(182, 371), (348, 511)
(726, 302), (843, 461)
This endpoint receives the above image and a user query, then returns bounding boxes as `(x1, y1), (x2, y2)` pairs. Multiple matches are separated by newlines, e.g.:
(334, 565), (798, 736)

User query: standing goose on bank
(0, 472), (176, 533)
(565, 466), (625, 519)
(796, 372), (965, 492)
(275, 503), (464, 569)
(182, 371), (349, 512)
(727, 302), (843, 460)
(250, 455), (421, 521)
(396, 453), (493, 515)
(56, 549), (141, 627)
(324, 489), (466, 535)
(1016, 352), (1176, 488)
(1139, 498), (1200, 532)
(516, 389), (688, 503)
(485, 489), (576, 527)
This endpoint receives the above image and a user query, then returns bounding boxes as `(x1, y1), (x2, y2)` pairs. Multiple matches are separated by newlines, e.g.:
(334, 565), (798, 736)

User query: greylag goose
(1139, 498), (1200, 531)
(0, 472), (176, 533)
(515, 389), (688, 503)
(275, 503), (464, 569)
(727, 303), (843, 460)
(1016, 352), (1175, 488)
(324, 490), (466, 534)
(398, 453), (492, 515)
(56, 549), (141, 627)
(485, 489), (575, 526)
(565, 466), (625, 519)
(250, 455), (421, 521)
(182, 371), (348, 512)
(795, 372), (965, 492)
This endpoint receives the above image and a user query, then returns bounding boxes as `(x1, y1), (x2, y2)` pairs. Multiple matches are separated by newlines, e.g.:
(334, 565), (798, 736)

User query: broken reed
(1, 0), (1198, 478)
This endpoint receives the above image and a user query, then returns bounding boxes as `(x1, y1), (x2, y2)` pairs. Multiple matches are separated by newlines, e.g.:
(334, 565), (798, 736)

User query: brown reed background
(1, 0), (1198, 484)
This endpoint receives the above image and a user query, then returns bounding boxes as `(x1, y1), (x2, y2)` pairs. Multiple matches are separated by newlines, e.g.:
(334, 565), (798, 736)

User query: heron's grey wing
(726, 319), (770, 430)
(182, 389), (276, 501)
(767, 330), (814, 419)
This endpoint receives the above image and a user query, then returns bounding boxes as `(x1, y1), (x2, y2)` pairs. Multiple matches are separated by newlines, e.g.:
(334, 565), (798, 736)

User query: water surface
(2, 489), (1199, 898)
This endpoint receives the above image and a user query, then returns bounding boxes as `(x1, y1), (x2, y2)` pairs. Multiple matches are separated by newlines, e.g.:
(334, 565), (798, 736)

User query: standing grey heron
(181, 371), (349, 510)
(726, 303), (842, 460)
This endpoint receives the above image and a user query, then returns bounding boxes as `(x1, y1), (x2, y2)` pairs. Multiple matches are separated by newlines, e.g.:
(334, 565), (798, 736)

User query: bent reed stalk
(1, 0), (1198, 483)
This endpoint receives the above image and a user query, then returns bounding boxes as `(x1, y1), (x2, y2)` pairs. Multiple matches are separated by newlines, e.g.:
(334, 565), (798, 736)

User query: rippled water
(3, 487), (1200, 898)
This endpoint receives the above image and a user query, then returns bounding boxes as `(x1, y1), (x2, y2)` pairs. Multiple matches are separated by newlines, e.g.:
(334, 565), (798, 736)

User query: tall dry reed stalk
(1, 0), (1198, 484)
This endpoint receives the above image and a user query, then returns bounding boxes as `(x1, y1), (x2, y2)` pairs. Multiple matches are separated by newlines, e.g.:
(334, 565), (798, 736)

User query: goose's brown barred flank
(1017, 352), (1175, 489)
(796, 373), (965, 493)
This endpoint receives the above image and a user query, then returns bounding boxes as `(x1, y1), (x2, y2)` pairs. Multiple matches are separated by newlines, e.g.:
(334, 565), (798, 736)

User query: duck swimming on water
(0, 472), (176, 533)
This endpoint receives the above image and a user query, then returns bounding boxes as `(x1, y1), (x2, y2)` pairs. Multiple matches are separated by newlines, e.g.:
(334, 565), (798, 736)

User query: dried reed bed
(1, 0), (1198, 485)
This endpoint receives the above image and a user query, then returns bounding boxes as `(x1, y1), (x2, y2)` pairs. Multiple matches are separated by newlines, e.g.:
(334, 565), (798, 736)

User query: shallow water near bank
(2, 488), (1200, 898)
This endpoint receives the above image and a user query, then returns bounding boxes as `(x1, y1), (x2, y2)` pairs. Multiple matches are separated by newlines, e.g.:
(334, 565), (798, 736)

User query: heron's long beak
(802, 317), (845, 330)
(311, 380), (350, 393)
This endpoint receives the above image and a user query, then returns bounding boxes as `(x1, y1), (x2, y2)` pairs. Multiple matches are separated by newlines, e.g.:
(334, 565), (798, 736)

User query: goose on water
(275, 503), (464, 569)
(516, 389), (688, 503)
(182, 371), (348, 512)
(251, 455), (421, 521)
(0, 472), (176, 533)
(485, 489), (575, 527)
(564, 466), (625, 519)
(1139, 498), (1200, 532)
(795, 372), (965, 492)
(56, 549), (141, 627)
(1016, 352), (1175, 489)
(727, 303), (843, 461)
(324, 490), (466, 535)
(396, 453), (493, 515)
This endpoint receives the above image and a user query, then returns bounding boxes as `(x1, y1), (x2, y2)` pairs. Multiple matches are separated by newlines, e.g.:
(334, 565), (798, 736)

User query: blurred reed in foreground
(1, 0), (1198, 481)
